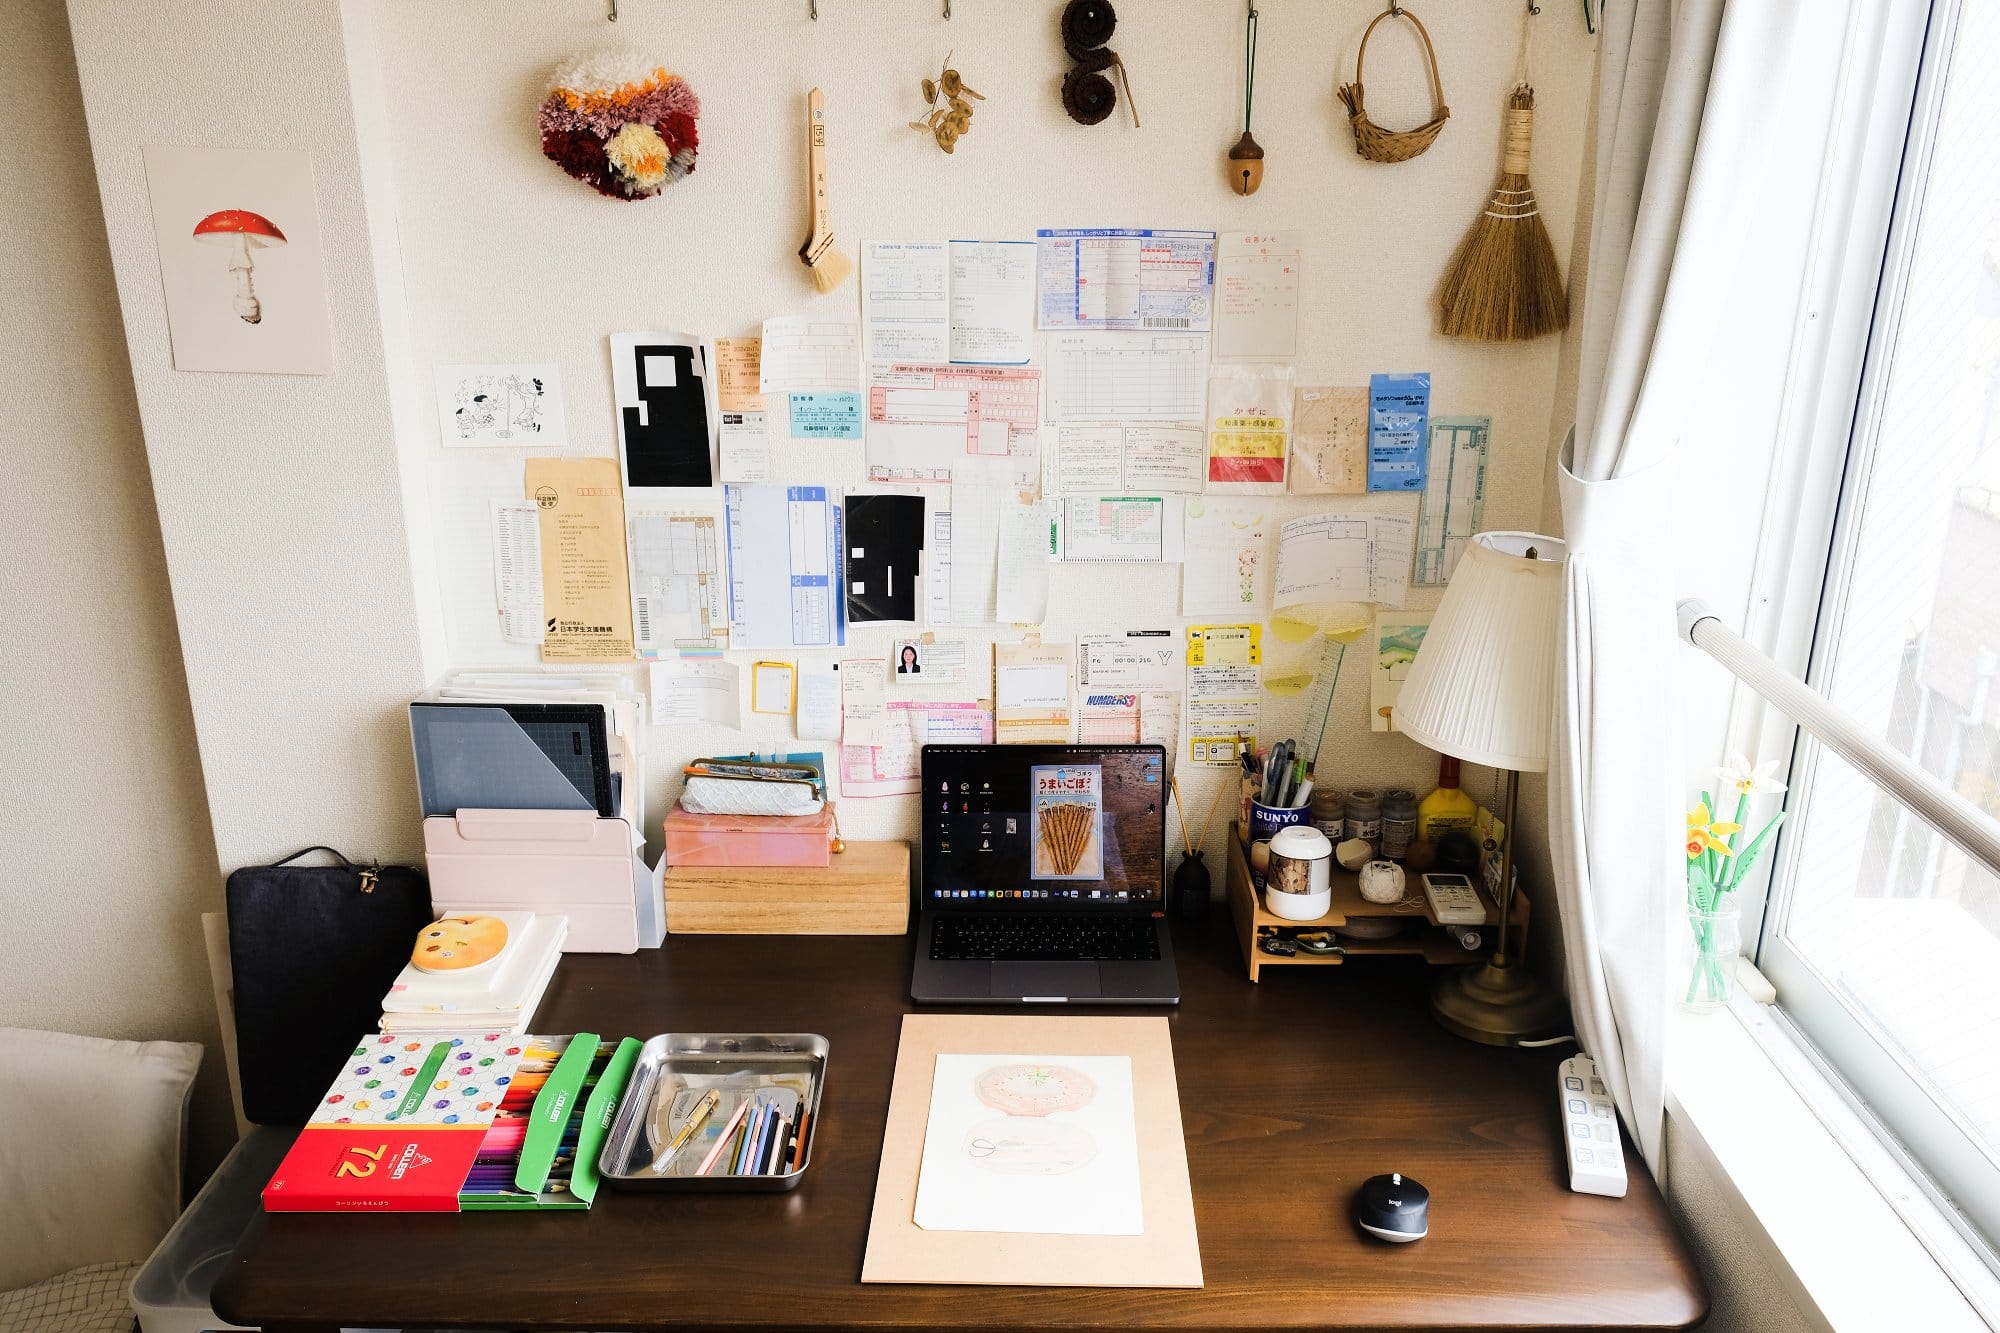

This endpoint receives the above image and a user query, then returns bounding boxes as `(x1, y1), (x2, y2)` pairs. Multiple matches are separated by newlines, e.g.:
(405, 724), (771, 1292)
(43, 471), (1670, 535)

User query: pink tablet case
(423, 809), (642, 953)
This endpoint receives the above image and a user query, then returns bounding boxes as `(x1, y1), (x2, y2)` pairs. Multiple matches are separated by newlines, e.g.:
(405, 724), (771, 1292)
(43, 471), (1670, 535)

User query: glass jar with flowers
(1684, 755), (1788, 1012)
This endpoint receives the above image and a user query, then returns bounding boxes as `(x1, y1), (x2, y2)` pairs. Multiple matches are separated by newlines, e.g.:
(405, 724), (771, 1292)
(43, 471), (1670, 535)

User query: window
(1760, 0), (2000, 1261)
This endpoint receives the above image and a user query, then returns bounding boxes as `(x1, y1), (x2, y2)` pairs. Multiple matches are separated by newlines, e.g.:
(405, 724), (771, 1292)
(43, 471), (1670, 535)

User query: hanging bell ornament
(1227, 130), (1265, 196)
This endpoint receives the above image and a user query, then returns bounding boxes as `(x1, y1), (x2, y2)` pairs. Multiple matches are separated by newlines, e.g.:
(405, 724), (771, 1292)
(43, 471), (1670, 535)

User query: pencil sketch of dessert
(963, 1062), (1099, 1176)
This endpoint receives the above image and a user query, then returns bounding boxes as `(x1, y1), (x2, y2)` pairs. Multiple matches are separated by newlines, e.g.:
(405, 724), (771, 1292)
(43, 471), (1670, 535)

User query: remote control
(1559, 1054), (1628, 1198)
(1421, 873), (1485, 925)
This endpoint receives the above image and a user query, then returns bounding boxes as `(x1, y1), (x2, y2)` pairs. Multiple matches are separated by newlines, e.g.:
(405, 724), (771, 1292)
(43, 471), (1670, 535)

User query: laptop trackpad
(993, 961), (1102, 999)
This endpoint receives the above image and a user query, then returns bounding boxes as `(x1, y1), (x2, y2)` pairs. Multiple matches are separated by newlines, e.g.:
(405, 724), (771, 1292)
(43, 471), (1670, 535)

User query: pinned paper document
(1212, 230), (1302, 362)
(611, 332), (715, 491)
(723, 484), (845, 651)
(863, 239), (1037, 365)
(995, 642), (1074, 744)
(525, 456), (636, 662)
(1035, 228), (1216, 331)
(649, 658), (741, 728)
(628, 509), (724, 658)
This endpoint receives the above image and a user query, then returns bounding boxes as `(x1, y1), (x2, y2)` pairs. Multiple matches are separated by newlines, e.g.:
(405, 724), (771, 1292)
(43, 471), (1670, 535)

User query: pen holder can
(1249, 800), (1310, 846)
(598, 1032), (827, 1192)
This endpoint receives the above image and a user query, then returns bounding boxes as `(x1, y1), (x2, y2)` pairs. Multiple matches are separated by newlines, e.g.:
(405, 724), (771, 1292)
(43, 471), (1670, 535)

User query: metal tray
(598, 1032), (827, 1192)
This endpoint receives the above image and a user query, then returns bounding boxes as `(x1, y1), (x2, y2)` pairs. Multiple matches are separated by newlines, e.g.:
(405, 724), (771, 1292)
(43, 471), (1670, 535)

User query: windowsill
(1667, 999), (1998, 1331)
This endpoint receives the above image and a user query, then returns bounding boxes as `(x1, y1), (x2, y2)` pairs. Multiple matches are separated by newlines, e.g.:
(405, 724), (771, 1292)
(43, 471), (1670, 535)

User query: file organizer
(411, 692), (663, 952)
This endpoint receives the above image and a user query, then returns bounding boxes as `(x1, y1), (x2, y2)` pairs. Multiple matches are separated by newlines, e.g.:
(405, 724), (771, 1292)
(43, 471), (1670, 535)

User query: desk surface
(215, 922), (1706, 1332)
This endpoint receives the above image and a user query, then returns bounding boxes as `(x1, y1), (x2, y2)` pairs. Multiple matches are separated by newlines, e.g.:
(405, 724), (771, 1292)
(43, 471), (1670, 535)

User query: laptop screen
(920, 744), (1167, 911)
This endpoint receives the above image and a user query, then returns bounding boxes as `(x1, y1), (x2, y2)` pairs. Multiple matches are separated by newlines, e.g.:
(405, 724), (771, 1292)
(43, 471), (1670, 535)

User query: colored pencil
(694, 1098), (752, 1177)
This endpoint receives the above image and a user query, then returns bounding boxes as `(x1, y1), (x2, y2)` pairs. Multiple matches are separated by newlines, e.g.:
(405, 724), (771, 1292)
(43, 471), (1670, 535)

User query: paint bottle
(1380, 789), (1419, 860)
(1417, 755), (1479, 843)
(1310, 785), (1346, 843)
(1344, 790), (1383, 851)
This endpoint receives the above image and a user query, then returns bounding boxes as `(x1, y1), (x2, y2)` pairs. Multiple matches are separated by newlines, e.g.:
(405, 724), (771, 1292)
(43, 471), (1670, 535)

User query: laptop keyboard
(929, 914), (1162, 962)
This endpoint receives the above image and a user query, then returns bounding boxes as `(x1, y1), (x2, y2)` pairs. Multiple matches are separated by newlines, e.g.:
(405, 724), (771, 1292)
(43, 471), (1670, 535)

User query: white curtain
(1552, 0), (1805, 1170)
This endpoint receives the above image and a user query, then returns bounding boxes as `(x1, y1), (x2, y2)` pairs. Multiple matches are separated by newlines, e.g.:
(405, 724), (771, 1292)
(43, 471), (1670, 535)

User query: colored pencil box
(261, 1032), (640, 1212)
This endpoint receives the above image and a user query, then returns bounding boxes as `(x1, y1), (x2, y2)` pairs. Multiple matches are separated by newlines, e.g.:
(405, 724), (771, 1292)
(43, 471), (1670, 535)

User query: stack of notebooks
(263, 1031), (641, 1212)
(380, 912), (566, 1036)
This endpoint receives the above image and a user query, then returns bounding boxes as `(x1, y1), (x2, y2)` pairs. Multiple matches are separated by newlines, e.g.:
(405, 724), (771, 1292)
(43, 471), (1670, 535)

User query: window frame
(1745, 0), (2000, 1267)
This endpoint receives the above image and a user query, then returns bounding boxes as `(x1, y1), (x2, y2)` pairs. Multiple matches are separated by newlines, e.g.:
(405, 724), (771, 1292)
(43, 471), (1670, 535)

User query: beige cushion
(0, 1029), (201, 1290)
(0, 1261), (143, 1333)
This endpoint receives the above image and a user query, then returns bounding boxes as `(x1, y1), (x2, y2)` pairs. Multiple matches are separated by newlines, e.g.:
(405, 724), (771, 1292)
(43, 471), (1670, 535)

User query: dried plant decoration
(1060, 0), (1139, 128)
(909, 54), (985, 153)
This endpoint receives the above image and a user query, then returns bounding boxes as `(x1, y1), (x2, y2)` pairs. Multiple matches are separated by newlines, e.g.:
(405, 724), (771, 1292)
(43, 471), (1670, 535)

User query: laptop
(911, 743), (1179, 1005)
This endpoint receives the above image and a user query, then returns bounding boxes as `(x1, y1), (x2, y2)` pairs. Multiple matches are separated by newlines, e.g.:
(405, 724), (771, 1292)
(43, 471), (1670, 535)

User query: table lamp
(1393, 532), (1567, 1045)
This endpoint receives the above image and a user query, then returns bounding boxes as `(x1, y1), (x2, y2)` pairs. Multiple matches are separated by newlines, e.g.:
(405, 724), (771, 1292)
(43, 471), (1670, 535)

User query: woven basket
(1337, 6), (1449, 164)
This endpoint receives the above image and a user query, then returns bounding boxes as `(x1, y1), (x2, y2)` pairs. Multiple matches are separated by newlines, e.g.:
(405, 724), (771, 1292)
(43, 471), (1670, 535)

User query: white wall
(371, 0), (1598, 865)
(0, 0), (235, 1180)
(64, 0), (441, 873)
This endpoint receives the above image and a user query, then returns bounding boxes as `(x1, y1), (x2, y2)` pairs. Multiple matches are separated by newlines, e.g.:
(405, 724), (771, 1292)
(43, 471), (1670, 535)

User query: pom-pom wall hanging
(539, 55), (700, 200)
(1060, 0), (1138, 128)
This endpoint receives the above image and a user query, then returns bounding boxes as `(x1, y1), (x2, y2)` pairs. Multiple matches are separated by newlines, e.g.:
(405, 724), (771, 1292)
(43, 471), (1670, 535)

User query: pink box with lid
(662, 803), (836, 869)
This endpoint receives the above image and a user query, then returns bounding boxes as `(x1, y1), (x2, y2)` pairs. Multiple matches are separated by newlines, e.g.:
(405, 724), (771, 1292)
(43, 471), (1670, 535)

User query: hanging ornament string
(1242, 4), (1258, 139)
(1226, 1), (1265, 194)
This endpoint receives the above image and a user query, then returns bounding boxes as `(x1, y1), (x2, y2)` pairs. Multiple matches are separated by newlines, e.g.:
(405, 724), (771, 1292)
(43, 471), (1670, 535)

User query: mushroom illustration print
(963, 1063), (1100, 1175)
(191, 209), (286, 324)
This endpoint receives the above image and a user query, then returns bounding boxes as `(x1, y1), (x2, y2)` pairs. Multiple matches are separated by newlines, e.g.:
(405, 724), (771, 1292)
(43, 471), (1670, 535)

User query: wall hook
(809, 0), (817, 18)
(607, 0), (617, 19)
(943, 0), (952, 16)
(1527, 0), (1540, 13)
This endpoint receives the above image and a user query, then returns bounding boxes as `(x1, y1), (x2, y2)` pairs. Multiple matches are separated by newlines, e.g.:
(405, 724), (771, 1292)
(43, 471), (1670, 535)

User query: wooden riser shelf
(1224, 822), (1527, 982)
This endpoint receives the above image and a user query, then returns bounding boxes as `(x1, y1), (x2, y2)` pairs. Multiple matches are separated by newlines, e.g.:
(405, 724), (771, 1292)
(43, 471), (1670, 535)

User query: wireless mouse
(1357, 1172), (1429, 1242)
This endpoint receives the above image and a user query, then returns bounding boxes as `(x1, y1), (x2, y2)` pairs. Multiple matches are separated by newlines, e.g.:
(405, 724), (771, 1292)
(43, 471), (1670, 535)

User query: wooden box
(1224, 823), (1527, 981)
(664, 840), (910, 935)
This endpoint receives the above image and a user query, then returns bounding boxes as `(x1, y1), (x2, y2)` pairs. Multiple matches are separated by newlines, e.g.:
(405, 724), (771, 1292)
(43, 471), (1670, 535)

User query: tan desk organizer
(664, 840), (910, 935)
(1225, 822), (1527, 982)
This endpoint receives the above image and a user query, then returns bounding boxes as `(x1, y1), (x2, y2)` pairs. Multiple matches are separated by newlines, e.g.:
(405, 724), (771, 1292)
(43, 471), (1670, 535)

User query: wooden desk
(214, 922), (1707, 1331)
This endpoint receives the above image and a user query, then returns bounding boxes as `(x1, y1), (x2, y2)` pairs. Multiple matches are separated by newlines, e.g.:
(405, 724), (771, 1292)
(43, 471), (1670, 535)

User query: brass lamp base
(1430, 958), (1567, 1046)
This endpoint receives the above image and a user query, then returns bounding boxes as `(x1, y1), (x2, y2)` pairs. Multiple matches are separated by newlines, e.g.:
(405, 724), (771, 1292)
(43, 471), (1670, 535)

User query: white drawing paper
(915, 1055), (1142, 1236)
(1181, 499), (1274, 617)
(141, 145), (334, 375)
(435, 364), (566, 447)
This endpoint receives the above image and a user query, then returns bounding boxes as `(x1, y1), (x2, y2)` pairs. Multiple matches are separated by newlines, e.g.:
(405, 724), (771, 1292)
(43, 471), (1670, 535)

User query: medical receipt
(1036, 228), (1217, 331)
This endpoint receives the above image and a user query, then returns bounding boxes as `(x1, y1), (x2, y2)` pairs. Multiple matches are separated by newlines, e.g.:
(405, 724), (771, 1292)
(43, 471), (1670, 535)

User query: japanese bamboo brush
(1437, 85), (1568, 341)
(798, 87), (854, 294)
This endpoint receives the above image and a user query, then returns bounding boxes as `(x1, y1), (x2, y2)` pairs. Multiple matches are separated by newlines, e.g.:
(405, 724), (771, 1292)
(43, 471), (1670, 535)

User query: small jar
(1310, 786), (1346, 842)
(1381, 789), (1419, 860)
(1345, 789), (1383, 850)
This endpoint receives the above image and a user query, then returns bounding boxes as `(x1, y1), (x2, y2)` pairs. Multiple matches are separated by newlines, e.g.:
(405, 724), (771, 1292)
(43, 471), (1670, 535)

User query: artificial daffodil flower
(1715, 753), (1787, 798)
(1685, 803), (1741, 860)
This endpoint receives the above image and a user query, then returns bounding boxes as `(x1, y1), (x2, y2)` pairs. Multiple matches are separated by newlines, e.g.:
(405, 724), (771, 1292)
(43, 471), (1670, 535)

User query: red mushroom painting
(192, 209), (287, 324)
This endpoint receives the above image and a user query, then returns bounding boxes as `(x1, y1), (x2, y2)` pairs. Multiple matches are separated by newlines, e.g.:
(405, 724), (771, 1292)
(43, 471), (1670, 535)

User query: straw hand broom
(1437, 18), (1568, 344)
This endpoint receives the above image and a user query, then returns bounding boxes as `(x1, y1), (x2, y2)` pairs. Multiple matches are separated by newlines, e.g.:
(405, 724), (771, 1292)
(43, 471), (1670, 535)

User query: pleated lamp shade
(1394, 532), (1566, 774)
